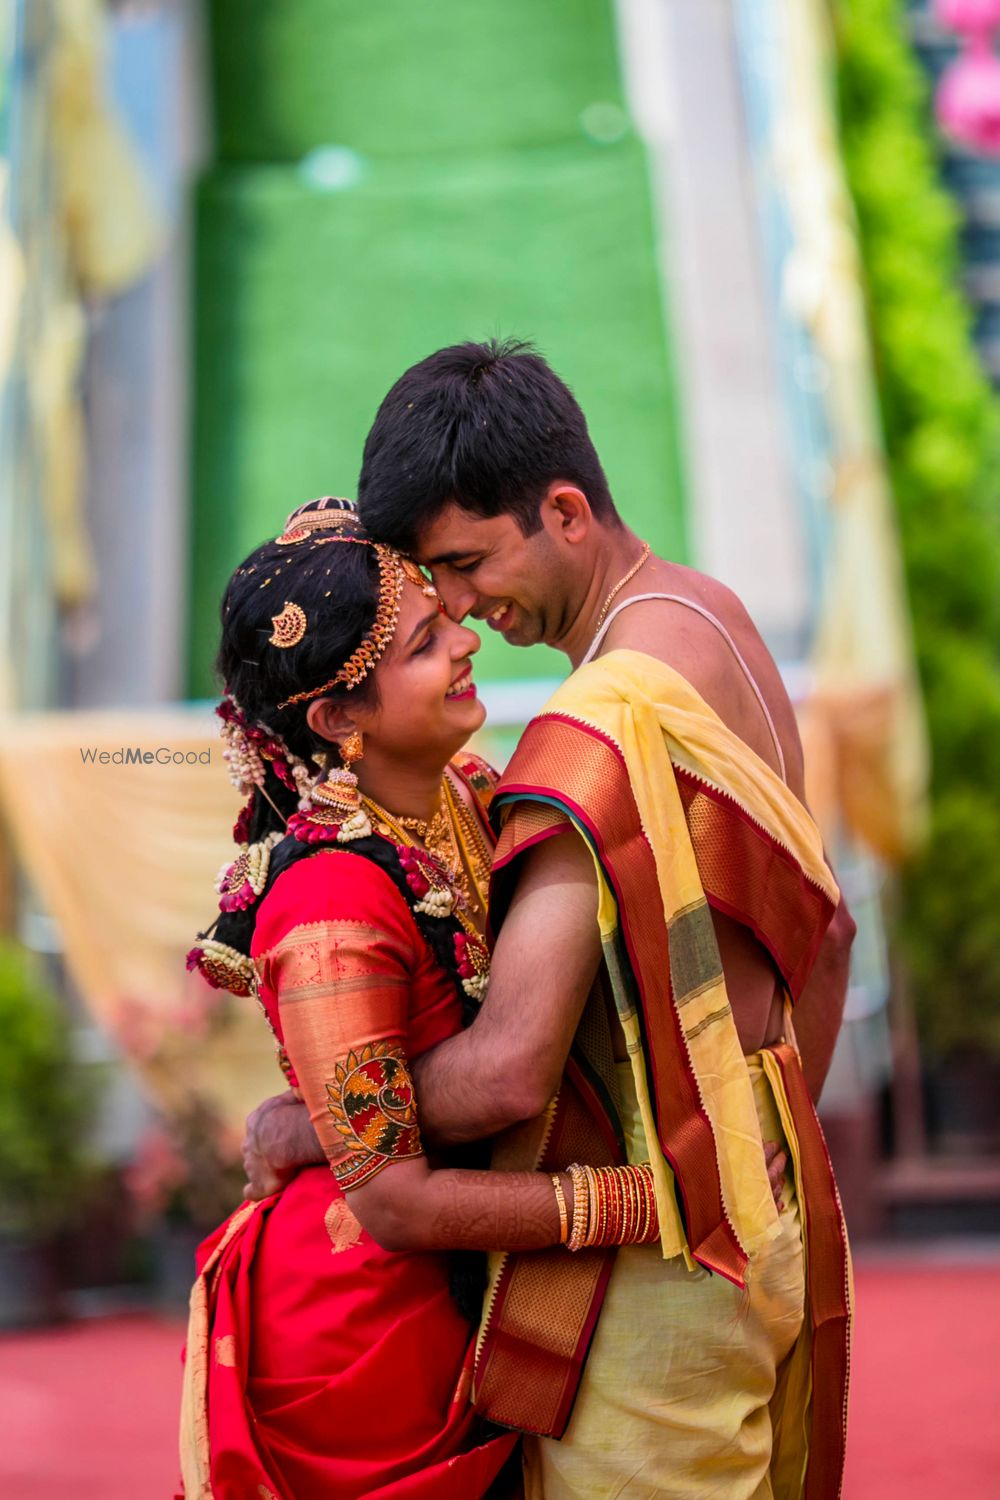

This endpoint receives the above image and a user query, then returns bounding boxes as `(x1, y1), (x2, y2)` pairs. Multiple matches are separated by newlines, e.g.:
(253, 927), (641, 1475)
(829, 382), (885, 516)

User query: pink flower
(397, 847), (432, 897)
(124, 1126), (188, 1224)
(453, 934), (475, 979)
(936, 0), (1000, 31)
(114, 995), (167, 1062)
(937, 35), (1000, 153)
(287, 811), (339, 844)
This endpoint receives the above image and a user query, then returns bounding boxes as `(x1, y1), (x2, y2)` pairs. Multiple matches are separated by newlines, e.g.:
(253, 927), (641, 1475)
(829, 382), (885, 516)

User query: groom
(246, 340), (855, 1498)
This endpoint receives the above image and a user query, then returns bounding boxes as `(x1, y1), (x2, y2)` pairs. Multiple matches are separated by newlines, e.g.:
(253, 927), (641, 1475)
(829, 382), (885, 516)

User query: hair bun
(277, 498), (366, 546)
(283, 496), (356, 527)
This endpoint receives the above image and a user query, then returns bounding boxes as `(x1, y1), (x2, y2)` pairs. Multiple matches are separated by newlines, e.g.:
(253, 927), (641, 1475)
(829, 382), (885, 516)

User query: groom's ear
(541, 481), (592, 544)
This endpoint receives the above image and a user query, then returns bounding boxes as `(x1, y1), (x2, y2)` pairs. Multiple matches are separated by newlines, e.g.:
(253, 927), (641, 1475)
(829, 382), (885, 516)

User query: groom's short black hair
(357, 338), (619, 551)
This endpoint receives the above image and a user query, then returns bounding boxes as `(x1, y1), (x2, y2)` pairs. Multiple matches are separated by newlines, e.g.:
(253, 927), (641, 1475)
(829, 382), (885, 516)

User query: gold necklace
(441, 775), (492, 916)
(363, 785), (471, 907)
(593, 541), (652, 635)
(362, 789), (440, 845)
(362, 778), (490, 918)
(360, 783), (492, 1000)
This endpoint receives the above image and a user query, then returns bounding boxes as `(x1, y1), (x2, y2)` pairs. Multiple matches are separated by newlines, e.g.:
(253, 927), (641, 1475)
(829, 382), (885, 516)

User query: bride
(179, 498), (675, 1499)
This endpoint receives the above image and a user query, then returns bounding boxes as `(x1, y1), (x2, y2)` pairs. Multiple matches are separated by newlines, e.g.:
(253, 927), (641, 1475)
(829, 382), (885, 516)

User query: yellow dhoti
(525, 1062), (808, 1499)
(480, 653), (852, 1498)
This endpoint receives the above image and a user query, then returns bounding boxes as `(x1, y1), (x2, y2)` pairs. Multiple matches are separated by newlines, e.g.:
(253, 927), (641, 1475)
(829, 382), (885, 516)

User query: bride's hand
(242, 1090), (325, 1199)
(764, 1141), (788, 1212)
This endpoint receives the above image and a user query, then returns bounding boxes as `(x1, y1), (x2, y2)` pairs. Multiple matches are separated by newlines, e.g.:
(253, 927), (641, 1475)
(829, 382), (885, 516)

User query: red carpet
(842, 1255), (1000, 1499)
(0, 1312), (186, 1499)
(0, 1255), (997, 1497)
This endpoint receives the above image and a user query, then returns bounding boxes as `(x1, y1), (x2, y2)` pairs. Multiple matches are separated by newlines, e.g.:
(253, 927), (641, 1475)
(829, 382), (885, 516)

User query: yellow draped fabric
(536, 650), (838, 1265)
(506, 653), (850, 1498)
(0, 710), (279, 1133)
(774, 0), (928, 861)
(0, 0), (165, 637)
(0, 164), (25, 383)
(50, 0), (164, 297)
(525, 1061), (810, 1500)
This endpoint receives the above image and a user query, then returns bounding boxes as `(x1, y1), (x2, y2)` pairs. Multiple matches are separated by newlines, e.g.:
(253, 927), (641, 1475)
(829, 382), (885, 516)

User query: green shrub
(834, 0), (1000, 1057)
(0, 939), (92, 1235)
(903, 791), (1000, 1055)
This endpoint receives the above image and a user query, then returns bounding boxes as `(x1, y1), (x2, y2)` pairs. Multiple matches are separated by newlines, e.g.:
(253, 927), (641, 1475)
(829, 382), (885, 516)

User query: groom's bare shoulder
(601, 562), (806, 797)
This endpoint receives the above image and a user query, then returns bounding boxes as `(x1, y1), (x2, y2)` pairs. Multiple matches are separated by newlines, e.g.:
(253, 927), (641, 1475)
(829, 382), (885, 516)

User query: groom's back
(595, 558), (810, 1054)
(596, 557), (807, 805)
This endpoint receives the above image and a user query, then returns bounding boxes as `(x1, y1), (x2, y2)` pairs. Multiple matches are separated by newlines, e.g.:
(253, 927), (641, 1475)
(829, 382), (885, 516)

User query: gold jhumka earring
(341, 730), (364, 767)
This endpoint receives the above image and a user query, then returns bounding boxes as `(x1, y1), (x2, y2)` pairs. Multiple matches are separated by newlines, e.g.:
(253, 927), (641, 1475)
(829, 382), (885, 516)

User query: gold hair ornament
(277, 542), (404, 708)
(269, 601), (307, 648)
(276, 497), (360, 545)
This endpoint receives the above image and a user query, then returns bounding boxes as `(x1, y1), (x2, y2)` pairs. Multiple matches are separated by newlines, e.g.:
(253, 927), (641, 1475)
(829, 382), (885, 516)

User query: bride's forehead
(393, 579), (441, 634)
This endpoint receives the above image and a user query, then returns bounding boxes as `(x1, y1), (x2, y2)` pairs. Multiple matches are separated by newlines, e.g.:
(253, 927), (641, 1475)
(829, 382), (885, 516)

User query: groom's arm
(413, 830), (602, 1145)
(240, 832), (598, 1187)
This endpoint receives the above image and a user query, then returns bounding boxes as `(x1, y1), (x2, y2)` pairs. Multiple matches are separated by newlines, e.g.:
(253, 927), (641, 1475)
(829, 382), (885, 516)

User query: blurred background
(0, 1), (998, 1495)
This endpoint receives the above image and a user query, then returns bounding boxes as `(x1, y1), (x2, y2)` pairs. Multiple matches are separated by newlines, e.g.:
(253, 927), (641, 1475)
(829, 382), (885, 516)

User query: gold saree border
(179, 1200), (257, 1498)
(768, 1044), (852, 1500)
(472, 1056), (621, 1438)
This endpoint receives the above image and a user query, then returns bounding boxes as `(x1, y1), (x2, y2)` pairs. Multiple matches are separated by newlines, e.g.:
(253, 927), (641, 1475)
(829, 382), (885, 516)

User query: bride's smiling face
(312, 579), (486, 770)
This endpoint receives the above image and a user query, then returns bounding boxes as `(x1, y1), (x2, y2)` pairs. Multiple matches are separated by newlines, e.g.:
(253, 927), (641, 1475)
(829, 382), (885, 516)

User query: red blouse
(251, 847), (468, 1191)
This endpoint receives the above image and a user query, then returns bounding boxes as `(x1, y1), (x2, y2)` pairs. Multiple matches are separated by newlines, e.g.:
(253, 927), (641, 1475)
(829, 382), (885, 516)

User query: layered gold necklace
(362, 773), (491, 918)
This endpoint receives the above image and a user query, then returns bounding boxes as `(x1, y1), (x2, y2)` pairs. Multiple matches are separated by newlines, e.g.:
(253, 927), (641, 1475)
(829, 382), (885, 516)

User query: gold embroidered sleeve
(259, 918), (424, 1189)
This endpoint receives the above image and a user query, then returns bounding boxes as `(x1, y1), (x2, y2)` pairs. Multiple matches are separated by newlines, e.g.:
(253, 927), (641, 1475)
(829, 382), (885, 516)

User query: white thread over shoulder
(581, 592), (787, 783)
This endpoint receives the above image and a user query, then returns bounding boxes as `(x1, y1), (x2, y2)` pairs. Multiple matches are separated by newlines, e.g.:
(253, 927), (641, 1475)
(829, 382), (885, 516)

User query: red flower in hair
(232, 798), (254, 844)
(287, 809), (342, 844)
(396, 845), (432, 897)
(453, 932), (475, 979)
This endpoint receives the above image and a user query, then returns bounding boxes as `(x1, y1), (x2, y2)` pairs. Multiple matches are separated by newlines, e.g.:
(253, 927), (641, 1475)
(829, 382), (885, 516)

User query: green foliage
(834, 0), (1000, 1056)
(900, 791), (1000, 1055)
(0, 940), (93, 1234)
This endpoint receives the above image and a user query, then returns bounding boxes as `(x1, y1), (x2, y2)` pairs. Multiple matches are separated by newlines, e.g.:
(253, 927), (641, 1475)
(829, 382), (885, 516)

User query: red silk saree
(179, 844), (515, 1498)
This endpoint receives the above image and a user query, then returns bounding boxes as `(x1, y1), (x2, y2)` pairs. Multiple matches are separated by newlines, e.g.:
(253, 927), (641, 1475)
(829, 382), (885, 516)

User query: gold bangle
(621, 1164), (636, 1246)
(603, 1167), (622, 1247)
(637, 1164), (656, 1244)
(566, 1163), (590, 1252)
(550, 1173), (569, 1245)
(582, 1164), (601, 1248)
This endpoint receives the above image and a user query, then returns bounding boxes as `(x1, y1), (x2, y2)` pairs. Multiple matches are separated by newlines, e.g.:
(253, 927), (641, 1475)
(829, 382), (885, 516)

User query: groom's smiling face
(413, 501), (562, 648)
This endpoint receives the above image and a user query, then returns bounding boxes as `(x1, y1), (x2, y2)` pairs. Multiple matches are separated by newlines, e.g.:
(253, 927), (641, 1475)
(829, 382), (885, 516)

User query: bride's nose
(451, 624), (481, 658)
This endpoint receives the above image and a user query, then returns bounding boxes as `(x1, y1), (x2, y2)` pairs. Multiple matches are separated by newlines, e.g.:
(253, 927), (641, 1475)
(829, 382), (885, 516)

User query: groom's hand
(242, 1090), (325, 1199)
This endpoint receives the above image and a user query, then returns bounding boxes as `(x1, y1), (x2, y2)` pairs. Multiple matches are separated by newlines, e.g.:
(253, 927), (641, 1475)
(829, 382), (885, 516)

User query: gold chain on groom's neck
(593, 541), (651, 634)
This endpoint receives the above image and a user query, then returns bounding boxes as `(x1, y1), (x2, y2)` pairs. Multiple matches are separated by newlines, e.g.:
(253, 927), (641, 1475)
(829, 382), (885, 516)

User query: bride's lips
(445, 666), (477, 702)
